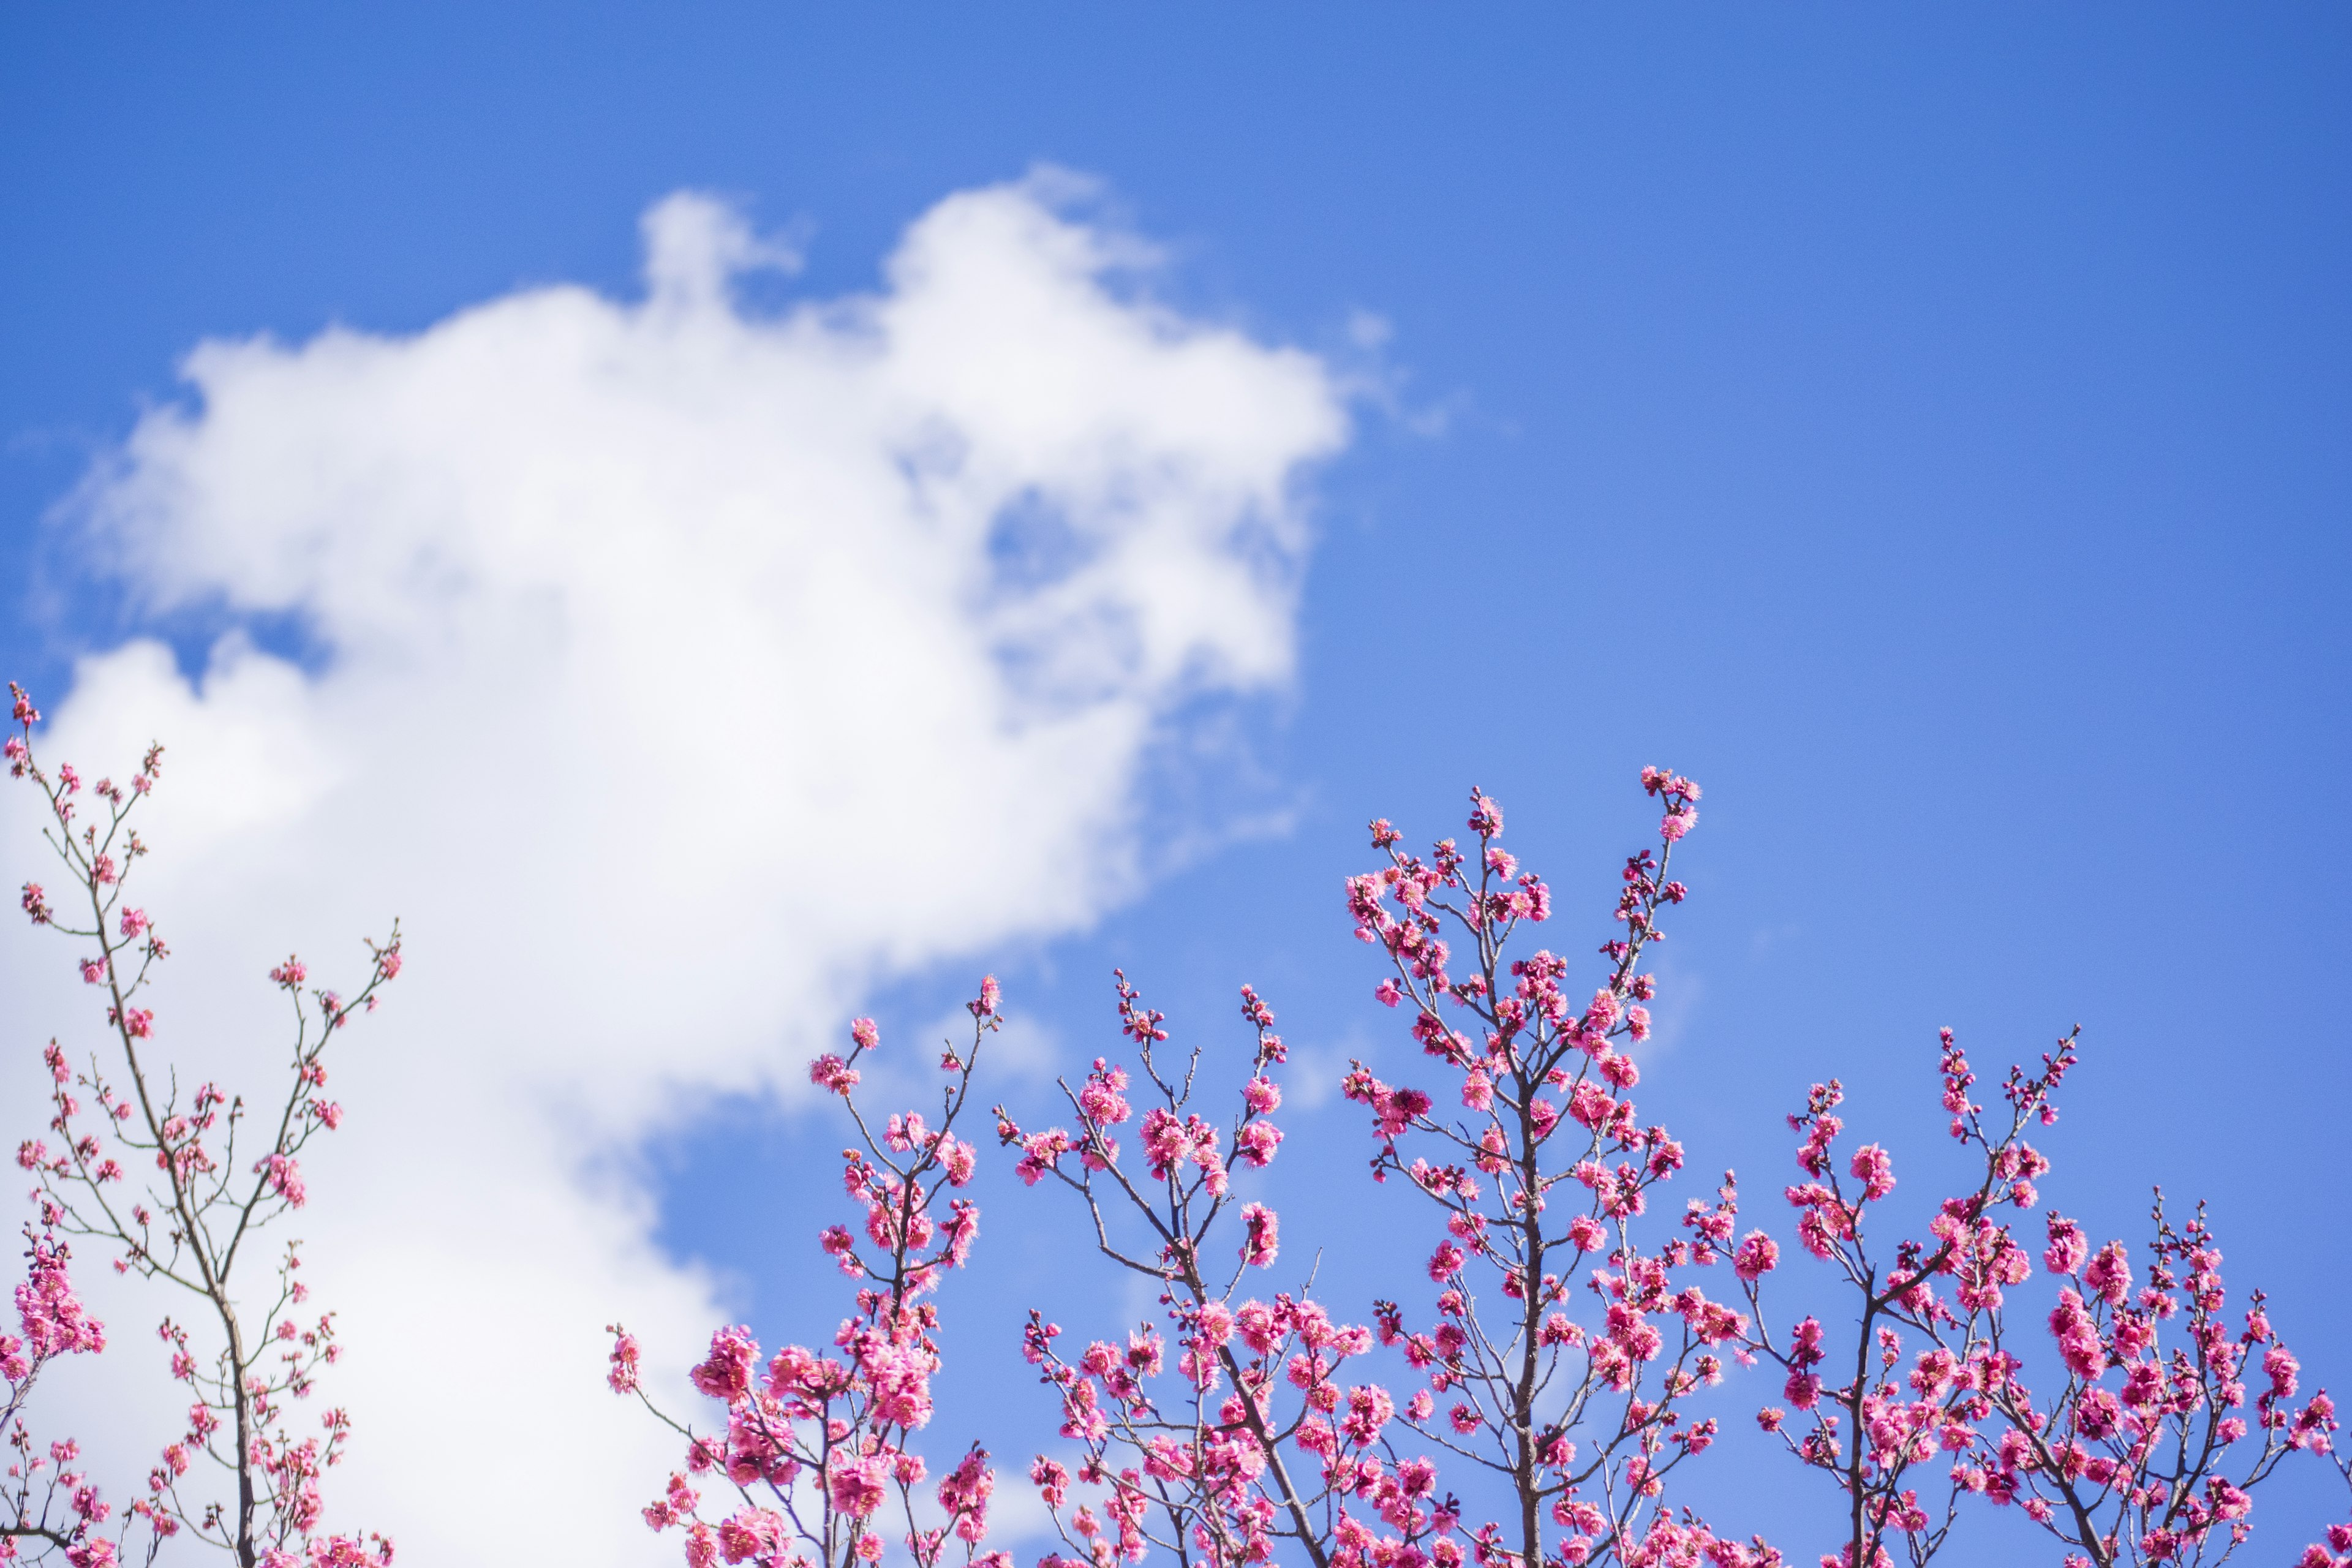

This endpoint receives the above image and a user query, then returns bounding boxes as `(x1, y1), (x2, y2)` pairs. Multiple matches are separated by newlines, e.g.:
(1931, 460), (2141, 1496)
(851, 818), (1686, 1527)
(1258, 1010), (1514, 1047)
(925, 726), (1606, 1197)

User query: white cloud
(2, 173), (1345, 1565)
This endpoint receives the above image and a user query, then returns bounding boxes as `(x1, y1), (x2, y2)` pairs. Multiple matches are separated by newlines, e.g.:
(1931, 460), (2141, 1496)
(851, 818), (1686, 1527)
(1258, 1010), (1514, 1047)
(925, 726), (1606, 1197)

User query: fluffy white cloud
(2, 175), (1344, 1564)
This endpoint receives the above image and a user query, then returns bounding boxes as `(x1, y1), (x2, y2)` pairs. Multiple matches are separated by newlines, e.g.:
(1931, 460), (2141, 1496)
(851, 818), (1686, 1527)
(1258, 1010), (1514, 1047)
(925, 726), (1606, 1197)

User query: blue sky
(4, 7), (2348, 1563)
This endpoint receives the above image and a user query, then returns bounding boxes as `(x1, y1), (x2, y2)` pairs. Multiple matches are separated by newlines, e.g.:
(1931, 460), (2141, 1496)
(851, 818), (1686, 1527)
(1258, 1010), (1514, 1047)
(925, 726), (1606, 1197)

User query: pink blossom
(1235, 1120), (1283, 1168)
(826, 1452), (890, 1517)
(2264, 1343), (2301, 1400)
(2043, 1216), (2087, 1275)
(1078, 1062), (1132, 1125)
(1734, 1231), (1780, 1281)
(1466, 791), (1502, 837)
(605, 1325), (642, 1394)
(257, 1153), (307, 1208)
(1849, 1144), (1895, 1202)
(2048, 1288), (2104, 1379)
(1015, 1129), (1070, 1186)
(809, 1054), (859, 1096)
(2084, 1241), (2133, 1306)
(1030, 1456), (1071, 1509)
(715, 1509), (783, 1564)
(690, 1325), (758, 1402)
(940, 1135), (977, 1186)
(1241, 1203), (1280, 1268)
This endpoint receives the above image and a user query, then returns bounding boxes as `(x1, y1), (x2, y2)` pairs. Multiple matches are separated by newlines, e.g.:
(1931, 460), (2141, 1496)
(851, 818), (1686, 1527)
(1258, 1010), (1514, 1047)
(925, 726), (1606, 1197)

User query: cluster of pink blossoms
(3, 1232), (111, 1566)
(4, 682), (399, 1568)
(611, 982), (1012, 1568)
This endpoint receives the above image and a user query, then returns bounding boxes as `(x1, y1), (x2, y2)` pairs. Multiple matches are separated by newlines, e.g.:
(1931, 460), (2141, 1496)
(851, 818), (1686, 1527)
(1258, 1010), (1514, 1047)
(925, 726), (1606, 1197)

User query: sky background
(3, 7), (2348, 1565)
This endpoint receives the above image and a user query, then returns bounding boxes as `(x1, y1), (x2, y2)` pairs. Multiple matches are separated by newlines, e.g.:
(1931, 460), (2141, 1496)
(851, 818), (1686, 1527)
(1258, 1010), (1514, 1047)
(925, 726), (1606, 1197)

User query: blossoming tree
(618, 771), (2343, 1568)
(4, 684), (399, 1568)
(606, 984), (1008, 1568)
(4, 677), (2340, 1568)
(977, 775), (1774, 1568)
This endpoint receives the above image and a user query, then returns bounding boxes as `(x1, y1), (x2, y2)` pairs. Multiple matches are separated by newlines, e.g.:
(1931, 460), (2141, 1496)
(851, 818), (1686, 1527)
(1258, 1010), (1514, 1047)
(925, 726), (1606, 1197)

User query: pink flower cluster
(2, 1233), (117, 1563)
(10, 1234), (104, 1366)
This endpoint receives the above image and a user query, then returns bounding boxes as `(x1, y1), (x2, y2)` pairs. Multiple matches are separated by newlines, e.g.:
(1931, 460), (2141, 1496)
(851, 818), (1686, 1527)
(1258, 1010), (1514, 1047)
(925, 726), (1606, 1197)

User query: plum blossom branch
(610, 981), (1008, 1568)
(6, 682), (399, 1568)
(996, 976), (1395, 1568)
(1327, 778), (1774, 1568)
(1751, 1017), (2334, 1567)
